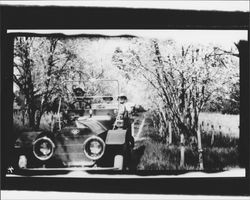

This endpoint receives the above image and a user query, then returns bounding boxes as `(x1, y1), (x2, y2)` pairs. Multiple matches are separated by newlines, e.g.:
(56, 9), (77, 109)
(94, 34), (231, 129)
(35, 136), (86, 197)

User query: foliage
(13, 35), (239, 137)
(112, 38), (239, 140)
(202, 81), (240, 114)
(13, 37), (78, 129)
(201, 133), (238, 148)
(137, 140), (238, 170)
(221, 82), (240, 114)
(202, 147), (239, 170)
(13, 37), (129, 130)
(135, 112), (239, 170)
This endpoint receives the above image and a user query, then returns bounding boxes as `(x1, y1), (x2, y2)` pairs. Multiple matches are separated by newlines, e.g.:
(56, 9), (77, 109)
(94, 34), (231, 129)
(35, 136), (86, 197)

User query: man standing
(117, 93), (134, 148)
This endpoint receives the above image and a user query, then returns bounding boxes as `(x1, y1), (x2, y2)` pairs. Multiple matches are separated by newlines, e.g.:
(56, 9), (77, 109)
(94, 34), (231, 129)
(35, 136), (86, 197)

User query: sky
(8, 30), (248, 48)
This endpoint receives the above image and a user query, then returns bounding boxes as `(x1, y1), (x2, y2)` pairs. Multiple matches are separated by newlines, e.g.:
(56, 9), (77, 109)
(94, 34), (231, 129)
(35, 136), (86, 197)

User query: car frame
(10, 79), (134, 174)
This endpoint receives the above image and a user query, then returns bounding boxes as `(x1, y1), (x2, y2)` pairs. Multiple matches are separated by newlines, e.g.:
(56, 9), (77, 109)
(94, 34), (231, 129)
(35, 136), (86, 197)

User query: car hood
(55, 119), (108, 167)
(75, 117), (107, 135)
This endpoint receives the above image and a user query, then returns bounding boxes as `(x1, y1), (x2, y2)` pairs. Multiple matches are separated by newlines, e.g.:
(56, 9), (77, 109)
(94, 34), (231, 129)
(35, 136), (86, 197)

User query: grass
(137, 139), (239, 171)
(202, 147), (239, 170)
(201, 132), (239, 148)
(137, 140), (183, 170)
(199, 112), (239, 138)
(134, 112), (240, 171)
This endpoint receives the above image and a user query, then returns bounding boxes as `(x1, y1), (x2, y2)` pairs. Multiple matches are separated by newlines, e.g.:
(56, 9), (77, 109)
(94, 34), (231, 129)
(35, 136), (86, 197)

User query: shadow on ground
(130, 145), (146, 170)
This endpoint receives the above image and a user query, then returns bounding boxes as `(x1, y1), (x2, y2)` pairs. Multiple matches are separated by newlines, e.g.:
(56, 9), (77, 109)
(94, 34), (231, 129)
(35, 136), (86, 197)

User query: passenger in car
(103, 96), (113, 104)
(72, 85), (86, 97)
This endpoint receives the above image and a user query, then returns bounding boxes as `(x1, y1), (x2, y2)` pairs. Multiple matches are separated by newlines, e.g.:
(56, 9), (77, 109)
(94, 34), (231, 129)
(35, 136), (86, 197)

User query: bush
(202, 82), (239, 114)
(137, 140), (181, 170)
(136, 136), (239, 171)
(221, 99), (240, 115)
(201, 132), (239, 148)
(203, 147), (239, 170)
(134, 110), (239, 171)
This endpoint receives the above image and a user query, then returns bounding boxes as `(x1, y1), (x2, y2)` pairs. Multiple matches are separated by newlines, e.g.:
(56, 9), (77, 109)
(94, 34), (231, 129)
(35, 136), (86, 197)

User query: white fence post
(197, 124), (204, 170)
(169, 121), (172, 144)
(180, 133), (185, 167)
(211, 124), (215, 146)
(131, 122), (135, 137)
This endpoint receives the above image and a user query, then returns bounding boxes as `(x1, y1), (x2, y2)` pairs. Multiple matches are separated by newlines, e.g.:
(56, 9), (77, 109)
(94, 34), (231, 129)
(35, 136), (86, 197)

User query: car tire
(114, 155), (124, 170)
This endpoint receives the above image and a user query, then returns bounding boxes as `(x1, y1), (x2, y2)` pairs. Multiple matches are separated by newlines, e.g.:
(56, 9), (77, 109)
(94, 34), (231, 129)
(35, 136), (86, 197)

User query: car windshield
(62, 80), (119, 110)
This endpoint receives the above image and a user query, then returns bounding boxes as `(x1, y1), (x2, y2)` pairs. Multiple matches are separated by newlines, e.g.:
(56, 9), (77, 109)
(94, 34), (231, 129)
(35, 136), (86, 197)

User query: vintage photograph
(8, 29), (246, 177)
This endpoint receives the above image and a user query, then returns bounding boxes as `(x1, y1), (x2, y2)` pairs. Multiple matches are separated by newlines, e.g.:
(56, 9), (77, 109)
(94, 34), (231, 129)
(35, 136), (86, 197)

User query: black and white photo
(1, 2), (249, 197)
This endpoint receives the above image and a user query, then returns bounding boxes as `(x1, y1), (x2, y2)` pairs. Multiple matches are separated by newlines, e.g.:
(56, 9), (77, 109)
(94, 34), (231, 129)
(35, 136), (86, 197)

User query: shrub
(203, 147), (239, 170)
(136, 137), (239, 171)
(137, 141), (180, 170)
(201, 132), (239, 148)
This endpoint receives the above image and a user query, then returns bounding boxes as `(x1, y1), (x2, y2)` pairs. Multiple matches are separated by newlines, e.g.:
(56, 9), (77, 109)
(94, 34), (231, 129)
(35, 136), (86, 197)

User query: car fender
(14, 131), (42, 149)
(105, 129), (127, 145)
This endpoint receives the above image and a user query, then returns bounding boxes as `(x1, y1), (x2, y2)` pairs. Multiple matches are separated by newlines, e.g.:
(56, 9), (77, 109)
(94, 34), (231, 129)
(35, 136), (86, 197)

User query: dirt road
(132, 113), (146, 141)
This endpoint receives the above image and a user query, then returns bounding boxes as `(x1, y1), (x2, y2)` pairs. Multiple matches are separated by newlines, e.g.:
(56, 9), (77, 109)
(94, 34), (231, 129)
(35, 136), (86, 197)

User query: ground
(130, 111), (240, 171)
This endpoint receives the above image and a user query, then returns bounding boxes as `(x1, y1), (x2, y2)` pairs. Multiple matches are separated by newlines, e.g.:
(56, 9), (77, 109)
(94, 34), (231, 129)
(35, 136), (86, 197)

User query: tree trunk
(21, 110), (25, 125)
(28, 108), (36, 129)
(210, 124), (215, 146)
(35, 110), (43, 130)
(180, 133), (185, 168)
(168, 121), (172, 144)
(197, 125), (204, 170)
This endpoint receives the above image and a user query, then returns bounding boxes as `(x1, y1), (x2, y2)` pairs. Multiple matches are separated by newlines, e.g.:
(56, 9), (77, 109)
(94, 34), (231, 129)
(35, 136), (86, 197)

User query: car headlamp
(83, 136), (105, 160)
(33, 137), (55, 161)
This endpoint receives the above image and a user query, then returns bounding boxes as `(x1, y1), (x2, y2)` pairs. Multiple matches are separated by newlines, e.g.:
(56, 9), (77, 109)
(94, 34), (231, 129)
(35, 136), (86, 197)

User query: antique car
(10, 79), (134, 173)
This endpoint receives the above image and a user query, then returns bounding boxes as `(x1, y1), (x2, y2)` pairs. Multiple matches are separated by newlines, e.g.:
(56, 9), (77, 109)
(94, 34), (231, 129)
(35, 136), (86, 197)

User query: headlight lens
(90, 141), (102, 154)
(83, 136), (105, 160)
(33, 137), (55, 161)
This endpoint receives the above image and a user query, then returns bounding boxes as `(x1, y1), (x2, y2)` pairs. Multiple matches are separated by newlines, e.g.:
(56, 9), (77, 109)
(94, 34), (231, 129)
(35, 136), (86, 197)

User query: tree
(14, 37), (37, 129)
(112, 38), (239, 140)
(221, 81), (240, 114)
(13, 37), (78, 129)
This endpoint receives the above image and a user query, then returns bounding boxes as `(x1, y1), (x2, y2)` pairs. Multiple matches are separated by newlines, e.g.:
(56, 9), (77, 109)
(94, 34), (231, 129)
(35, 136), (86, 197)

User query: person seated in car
(72, 85), (86, 97)
(66, 111), (77, 126)
(84, 97), (92, 109)
(103, 96), (113, 104)
(72, 85), (88, 110)
(72, 85), (86, 106)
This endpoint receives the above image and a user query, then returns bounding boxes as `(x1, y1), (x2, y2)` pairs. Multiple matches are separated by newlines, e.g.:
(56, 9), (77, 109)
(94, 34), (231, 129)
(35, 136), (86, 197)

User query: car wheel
(114, 155), (124, 170)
